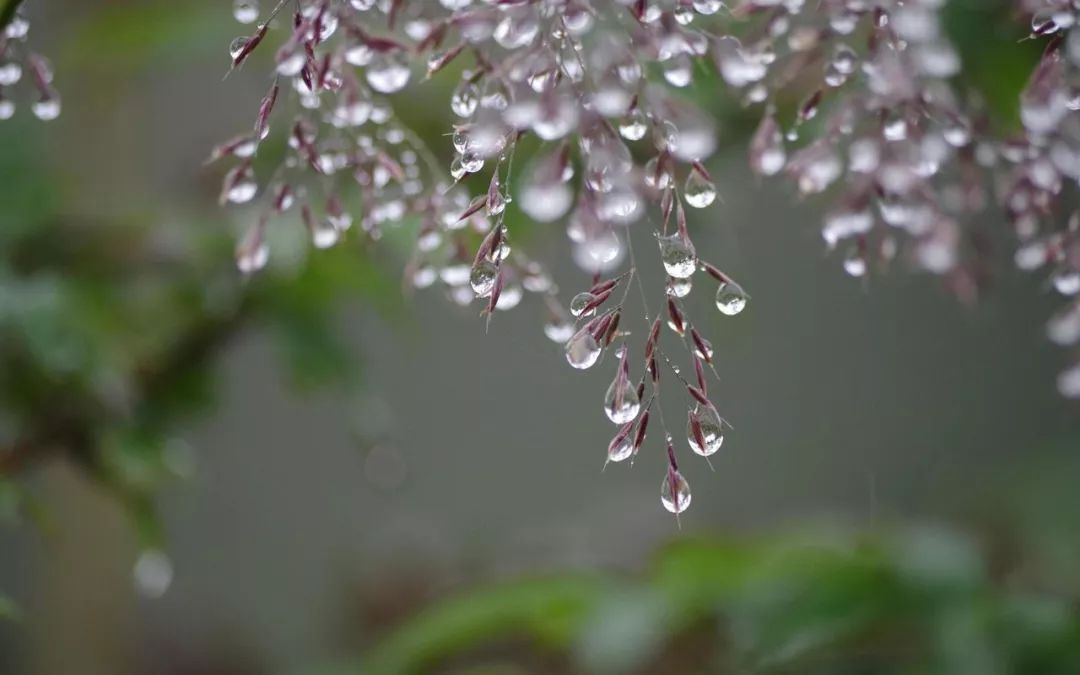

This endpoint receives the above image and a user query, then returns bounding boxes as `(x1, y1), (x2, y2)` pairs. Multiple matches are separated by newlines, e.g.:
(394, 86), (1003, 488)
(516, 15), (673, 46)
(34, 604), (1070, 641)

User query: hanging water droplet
(233, 0), (259, 24)
(666, 276), (693, 298)
(658, 233), (697, 279)
(1052, 268), (1080, 296)
(687, 405), (724, 456)
(470, 259), (499, 297)
(569, 291), (596, 318)
(684, 171), (716, 208)
(544, 318), (575, 344)
(459, 150), (484, 173)
(312, 218), (341, 249)
(565, 330), (602, 369)
(604, 374), (641, 424)
(608, 433), (634, 463)
(619, 108), (648, 141)
(0, 62), (21, 86)
(366, 52), (411, 94)
(692, 0), (724, 15)
(843, 247), (867, 277)
(661, 471), (692, 514)
(715, 281), (748, 316)
(450, 79), (480, 118)
(31, 96), (60, 121)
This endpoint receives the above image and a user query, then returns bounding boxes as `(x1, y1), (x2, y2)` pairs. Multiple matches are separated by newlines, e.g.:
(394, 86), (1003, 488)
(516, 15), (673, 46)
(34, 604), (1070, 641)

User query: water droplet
(569, 291), (596, 318)
(619, 108), (648, 141)
(687, 405), (724, 456)
(658, 233), (697, 279)
(451, 79), (479, 118)
(312, 218), (341, 249)
(0, 62), (22, 86)
(366, 52), (411, 93)
(544, 318), (575, 344)
(133, 549), (173, 599)
(470, 259), (499, 297)
(31, 97), (60, 121)
(661, 471), (691, 514)
(604, 375), (641, 424)
(608, 433), (634, 463)
(666, 276), (693, 298)
(233, 0), (259, 24)
(684, 171), (717, 208)
(565, 330), (602, 369)
(692, 0), (724, 15)
(228, 36), (249, 60)
(1053, 268), (1080, 296)
(715, 282), (748, 316)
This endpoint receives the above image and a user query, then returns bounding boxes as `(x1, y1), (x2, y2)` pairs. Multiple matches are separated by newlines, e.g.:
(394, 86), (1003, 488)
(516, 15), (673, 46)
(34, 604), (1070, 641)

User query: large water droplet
(470, 259), (499, 297)
(451, 79), (480, 118)
(684, 171), (717, 208)
(565, 330), (602, 369)
(666, 276), (693, 298)
(366, 53), (411, 93)
(569, 291), (596, 318)
(604, 374), (641, 424)
(687, 405), (724, 456)
(233, 0), (259, 24)
(715, 282), (748, 316)
(658, 233), (697, 279)
(661, 471), (691, 514)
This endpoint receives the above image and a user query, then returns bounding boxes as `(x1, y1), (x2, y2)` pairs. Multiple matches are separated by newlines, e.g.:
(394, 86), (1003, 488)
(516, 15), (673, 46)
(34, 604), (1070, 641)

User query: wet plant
(197, 0), (1080, 517)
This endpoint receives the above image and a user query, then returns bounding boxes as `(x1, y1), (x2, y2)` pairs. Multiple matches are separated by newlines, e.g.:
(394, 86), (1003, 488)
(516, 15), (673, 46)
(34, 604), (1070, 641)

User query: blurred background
(1, 1), (1079, 674)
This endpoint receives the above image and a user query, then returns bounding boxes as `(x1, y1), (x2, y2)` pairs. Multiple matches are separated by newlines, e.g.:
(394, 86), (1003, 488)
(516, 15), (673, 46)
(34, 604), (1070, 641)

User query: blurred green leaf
(360, 575), (609, 675)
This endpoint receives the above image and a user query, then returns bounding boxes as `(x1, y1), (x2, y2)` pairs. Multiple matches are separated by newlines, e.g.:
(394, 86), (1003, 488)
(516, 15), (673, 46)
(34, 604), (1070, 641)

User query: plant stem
(0, 0), (25, 33)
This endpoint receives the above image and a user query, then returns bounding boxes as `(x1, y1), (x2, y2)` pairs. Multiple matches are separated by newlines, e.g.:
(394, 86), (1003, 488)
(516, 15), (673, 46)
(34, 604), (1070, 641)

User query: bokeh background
(1, 1), (1079, 674)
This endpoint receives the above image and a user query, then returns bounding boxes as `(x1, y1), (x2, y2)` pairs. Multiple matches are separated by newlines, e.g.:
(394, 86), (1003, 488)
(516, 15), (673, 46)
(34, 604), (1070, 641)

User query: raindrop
(565, 330), (602, 369)
(470, 259), (499, 297)
(233, 0), (259, 24)
(366, 53), (412, 93)
(658, 233), (697, 279)
(715, 281), (748, 316)
(570, 291), (597, 318)
(666, 276), (693, 298)
(604, 375), (641, 425)
(661, 471), (691, 514)
(684, 171), (717, 208)
(687, 405), (724, 456)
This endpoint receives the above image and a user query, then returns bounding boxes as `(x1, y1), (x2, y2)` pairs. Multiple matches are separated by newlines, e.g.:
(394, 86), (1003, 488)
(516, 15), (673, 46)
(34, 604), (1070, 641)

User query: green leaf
(359, 575), (609, 675)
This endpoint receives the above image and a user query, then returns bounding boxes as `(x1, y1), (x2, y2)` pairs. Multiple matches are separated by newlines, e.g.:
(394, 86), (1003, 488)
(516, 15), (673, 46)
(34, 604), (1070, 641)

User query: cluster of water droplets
(0, 5), (61, 122)
(1008, 0), (1080, 398)
(209, 0), (1080, 522)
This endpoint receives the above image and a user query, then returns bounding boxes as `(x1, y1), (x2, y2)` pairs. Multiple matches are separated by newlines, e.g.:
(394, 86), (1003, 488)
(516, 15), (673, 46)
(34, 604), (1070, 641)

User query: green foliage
(352, 529), (1080, 675)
